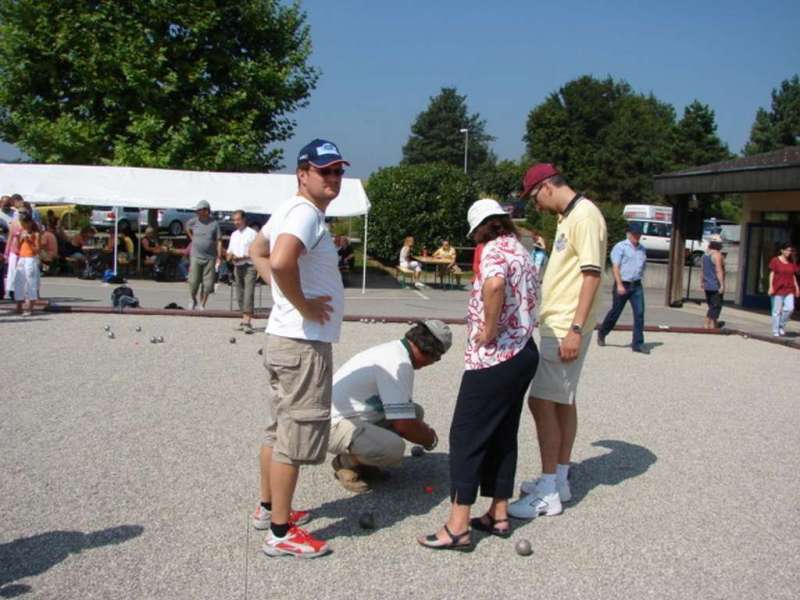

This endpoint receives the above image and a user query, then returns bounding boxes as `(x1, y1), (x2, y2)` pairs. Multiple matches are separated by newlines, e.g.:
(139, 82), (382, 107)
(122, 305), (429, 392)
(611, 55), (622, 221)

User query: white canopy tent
(0, 163), (371, 292)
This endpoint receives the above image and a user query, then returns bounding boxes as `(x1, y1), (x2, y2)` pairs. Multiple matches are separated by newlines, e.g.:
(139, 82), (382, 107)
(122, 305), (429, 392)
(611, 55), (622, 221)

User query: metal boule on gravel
(157, 336), (164, 343)
(135, 326), (142, 332)
(150, 336), (157, 344)
(229, 337), (236, 344)
(104, 325), (111, 331)
(358, 513), (375, 530)
(257, 348), (263, 355)
(107, 332), (114, 339)
(411, 445), (425, 457)
(515, 539), (533, 556)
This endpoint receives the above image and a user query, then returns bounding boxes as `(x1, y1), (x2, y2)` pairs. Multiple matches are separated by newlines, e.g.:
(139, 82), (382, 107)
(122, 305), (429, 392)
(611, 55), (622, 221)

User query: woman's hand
(474, 324), (497, 349)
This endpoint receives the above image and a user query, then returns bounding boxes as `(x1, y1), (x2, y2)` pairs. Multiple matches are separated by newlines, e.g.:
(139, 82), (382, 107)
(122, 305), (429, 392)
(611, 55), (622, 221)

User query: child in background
(13, 210), (40, 316)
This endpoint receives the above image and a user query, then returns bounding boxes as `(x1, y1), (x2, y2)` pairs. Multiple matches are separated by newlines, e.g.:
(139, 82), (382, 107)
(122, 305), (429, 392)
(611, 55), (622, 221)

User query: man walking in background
(226, 210), (258, 333)
(185, 200), (222, 310)
(597, 222), (648, 352)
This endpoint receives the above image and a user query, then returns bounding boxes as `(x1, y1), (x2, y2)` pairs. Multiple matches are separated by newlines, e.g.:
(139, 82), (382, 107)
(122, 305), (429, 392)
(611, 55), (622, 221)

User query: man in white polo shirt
(328, 320), (451, 494)
(249, 139), (347, 559)
(226, 210), (258, 333)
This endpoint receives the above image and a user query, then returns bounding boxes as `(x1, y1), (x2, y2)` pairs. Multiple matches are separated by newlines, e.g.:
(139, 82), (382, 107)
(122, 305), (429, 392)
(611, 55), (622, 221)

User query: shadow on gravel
(0, 525), (144, 598)
(310, 452), (450, 540)
(566, 439), (657, 508)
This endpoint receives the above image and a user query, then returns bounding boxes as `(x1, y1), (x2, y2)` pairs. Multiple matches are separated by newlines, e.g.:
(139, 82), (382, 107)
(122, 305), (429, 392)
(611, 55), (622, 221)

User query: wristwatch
(570, 323), (583, 334)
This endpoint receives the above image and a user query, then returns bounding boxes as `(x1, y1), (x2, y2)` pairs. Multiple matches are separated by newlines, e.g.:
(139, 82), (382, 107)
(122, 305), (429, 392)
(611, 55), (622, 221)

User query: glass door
(742, 223), (792, 309)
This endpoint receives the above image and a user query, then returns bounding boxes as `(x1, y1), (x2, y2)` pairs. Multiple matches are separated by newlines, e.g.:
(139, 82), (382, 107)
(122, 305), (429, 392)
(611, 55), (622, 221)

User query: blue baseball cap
(297, 139), (350, 168)
(626, 221), (644, 235)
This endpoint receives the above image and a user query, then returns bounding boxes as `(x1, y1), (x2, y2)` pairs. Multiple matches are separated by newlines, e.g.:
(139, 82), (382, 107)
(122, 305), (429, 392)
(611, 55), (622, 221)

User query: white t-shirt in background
(262, 196), (344, 343)
(228, 226), (257, 265)
(331, 340), (416, 424)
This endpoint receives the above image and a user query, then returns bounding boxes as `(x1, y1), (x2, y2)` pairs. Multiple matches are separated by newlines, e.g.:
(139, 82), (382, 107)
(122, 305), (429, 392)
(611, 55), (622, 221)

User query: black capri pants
(705, 290), (723, 320)
(449, 339), (539, 505)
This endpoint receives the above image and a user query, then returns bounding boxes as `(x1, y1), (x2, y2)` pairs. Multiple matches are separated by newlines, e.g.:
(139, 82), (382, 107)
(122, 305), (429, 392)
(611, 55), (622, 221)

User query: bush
(365, 163), (478, 263)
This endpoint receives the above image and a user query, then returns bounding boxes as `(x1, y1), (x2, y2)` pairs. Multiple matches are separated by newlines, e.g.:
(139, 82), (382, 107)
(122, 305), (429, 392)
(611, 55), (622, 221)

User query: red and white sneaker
(251, 506), (311, 530)
(262, 525), (330, 559)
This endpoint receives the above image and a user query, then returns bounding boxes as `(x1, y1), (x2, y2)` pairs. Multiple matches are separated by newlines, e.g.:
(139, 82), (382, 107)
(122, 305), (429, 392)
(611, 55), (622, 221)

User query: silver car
(90, 206), (141, 233)
(139, 208), (196, 236)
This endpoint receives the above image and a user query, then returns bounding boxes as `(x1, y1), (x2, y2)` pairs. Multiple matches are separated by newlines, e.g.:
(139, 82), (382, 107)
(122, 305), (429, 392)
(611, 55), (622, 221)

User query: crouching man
(329, 320), (452, 493)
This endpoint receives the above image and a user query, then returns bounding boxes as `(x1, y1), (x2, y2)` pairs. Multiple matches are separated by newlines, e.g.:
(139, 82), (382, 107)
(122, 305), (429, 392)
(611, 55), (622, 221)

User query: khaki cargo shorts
(328, 404), (425, 468)
(529, 334), (592, 405)
(262, 334), (333, 466)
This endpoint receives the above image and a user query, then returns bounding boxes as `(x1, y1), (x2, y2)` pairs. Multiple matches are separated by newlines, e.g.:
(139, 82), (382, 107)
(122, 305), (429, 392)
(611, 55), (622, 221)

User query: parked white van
(622, 204), (730, 265)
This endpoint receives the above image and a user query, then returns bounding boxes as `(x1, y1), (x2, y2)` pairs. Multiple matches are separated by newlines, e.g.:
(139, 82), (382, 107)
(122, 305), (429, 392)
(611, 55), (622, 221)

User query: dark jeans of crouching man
(263, 334), (333, 465)
(448, 339), (539, 504)
(234, 263), (257, 314)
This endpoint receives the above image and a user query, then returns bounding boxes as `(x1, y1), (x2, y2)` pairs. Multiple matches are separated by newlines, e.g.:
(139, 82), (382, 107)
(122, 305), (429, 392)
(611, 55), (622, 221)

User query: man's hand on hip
(301, 295), (333, 324)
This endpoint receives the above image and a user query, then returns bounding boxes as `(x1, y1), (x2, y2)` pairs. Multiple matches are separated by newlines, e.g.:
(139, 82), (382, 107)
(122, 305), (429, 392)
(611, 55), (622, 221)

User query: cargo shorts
(262, 334), (333, 466)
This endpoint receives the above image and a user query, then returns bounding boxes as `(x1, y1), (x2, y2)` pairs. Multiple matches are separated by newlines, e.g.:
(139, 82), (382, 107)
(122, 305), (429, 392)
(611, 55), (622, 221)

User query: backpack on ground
(111, 285), (139, 310)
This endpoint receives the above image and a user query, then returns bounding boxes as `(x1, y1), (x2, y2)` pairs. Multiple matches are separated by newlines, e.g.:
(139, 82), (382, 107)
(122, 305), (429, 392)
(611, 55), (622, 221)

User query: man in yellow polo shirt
(509, 163), (607, 520)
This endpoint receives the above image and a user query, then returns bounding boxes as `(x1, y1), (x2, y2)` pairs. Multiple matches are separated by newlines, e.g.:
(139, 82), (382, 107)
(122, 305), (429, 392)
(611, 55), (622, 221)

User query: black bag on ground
(111, 285), (139, 309)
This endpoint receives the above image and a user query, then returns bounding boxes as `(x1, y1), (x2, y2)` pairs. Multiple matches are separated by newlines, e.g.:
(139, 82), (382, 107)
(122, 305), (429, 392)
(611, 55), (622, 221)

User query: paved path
(1, 315), (798, 599)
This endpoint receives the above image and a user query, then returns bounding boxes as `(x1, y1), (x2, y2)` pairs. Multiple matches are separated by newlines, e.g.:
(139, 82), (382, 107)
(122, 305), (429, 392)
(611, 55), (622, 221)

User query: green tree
(673, 100), (732, 169)
(0, 0), (318, 171)
(402, 87), (494, 171)
(473, 158), (526, 200)
(744, 74), (800, 155)
(365, 163), (477, 263)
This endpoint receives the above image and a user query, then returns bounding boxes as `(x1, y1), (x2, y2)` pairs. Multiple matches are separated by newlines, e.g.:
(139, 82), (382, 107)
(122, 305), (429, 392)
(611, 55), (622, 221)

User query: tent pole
(361, 212), (368, 294)
(113, 206), (119, 276)
(137, 210), (142, 274)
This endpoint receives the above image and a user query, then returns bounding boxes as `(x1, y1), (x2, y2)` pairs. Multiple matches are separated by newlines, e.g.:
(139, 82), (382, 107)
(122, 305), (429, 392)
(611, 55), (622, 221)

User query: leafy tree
(473, 158), (526, 200)
(402, 87), (494, 171)
(673, 100), (732, 169)
(365, 163), (477, 263)
(0, 0), (318, 171)
(744, 75), (800, 155)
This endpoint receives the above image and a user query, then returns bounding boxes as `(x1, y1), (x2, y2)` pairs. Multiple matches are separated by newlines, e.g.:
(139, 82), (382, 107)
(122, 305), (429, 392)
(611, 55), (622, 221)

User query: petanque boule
(358, 513), (375, 530)
(104, 325), (111, 332)
(150, 336), (157, 344)
(411, 445), (425, 457)
(107, 332), (114, 339)
(157, 336), (164, 343)
(515, 539), (533, 556)
(135, 325), (142, 332)
(229, 337), (236, 344)
(257, 348), (263, 355)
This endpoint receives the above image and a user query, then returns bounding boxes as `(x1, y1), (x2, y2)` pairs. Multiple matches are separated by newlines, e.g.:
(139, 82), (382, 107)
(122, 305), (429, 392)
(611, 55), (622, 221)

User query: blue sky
(2, 0), (799, 179)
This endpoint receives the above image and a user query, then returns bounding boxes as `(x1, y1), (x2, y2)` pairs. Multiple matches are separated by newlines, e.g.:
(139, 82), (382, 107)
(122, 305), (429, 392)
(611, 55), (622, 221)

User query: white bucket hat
(467, 199), (508, 237)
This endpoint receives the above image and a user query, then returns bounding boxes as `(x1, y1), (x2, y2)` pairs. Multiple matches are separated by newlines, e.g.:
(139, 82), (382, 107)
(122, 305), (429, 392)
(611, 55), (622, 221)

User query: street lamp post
(459, 128), (469, 174)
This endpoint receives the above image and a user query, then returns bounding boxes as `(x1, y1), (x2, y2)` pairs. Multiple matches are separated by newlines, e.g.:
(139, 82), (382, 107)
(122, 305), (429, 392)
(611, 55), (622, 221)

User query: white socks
(556, 463), (570, 483)
(539, 473), (557, 494)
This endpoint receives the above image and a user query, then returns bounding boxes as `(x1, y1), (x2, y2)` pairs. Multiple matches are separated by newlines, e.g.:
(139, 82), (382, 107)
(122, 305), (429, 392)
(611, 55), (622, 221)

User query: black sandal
(417, 525), (473, 552)
(469, 513), (511, 538)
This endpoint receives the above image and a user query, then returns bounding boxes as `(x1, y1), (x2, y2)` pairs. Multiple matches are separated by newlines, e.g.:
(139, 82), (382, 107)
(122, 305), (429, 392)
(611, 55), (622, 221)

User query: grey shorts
(529, 334), (592, 405)
(328, 404), (425, 468)
(189, 256), (216, 296)
(262, 334), (333, 466)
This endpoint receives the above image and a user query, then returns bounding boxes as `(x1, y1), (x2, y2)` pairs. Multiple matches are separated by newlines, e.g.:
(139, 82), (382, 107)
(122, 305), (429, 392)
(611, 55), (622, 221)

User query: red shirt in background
(472, 243), (484, 281)
(769, 256), (799, 295)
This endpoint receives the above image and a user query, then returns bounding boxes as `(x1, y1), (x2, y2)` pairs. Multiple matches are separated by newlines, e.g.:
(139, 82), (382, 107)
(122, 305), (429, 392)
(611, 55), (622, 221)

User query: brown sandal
(470, 513), (511, 538)
(417, 525), (473, 552)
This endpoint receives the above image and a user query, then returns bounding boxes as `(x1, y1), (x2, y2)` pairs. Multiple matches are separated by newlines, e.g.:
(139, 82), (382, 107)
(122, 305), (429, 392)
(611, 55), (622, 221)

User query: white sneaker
(190, 299), (198, 310)
(779, 328), (786, 336)
(508, 490), (562, 519)
(520, 477), (572, 503)
(414, 282), (425, 289)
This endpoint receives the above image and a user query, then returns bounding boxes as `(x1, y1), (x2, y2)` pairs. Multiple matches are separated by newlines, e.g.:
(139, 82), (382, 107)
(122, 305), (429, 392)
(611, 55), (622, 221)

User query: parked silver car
(139, 208), (196, 236)
(90, 206), (141, 233)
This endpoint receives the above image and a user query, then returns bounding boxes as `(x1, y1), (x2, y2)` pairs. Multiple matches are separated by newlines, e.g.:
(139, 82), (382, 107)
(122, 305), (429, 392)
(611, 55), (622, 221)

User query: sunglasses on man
(313, 166), (346, 177)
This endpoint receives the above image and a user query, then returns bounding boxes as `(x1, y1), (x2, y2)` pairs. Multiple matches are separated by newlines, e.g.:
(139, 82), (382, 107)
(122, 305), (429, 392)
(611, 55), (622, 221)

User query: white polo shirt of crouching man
(262, 196), (344, 343)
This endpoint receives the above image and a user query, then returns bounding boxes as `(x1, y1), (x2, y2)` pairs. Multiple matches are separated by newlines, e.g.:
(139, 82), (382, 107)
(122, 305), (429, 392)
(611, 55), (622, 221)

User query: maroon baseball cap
(521, 163), (560, 199)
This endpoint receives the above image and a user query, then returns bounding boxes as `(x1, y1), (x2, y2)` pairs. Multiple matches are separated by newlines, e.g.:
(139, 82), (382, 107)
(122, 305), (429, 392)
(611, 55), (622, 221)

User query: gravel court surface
(0, 314), (798, 599)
